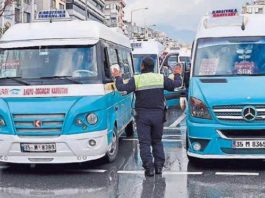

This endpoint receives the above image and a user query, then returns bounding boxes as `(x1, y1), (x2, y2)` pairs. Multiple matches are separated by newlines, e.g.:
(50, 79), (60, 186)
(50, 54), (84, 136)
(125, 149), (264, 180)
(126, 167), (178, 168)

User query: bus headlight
(190, 97), (212, 120)
(86, 113), (98, 125)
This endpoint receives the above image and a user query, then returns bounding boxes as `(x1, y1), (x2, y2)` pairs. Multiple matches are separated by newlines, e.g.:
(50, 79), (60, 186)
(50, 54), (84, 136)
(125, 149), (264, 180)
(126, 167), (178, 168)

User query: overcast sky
(125, 0), (250, 42)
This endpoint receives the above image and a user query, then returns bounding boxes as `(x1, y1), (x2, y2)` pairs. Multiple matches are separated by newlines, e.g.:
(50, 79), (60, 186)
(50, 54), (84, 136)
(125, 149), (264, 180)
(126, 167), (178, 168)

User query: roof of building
(0, 20), (130, 48)
(196, 14), (265, 39)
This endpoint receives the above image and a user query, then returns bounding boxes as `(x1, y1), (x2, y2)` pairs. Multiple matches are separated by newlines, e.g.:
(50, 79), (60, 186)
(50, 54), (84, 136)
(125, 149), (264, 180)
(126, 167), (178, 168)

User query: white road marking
(215, 172), (259, 176)
(80, 169), (107, 173)
(163, 127), (181, 130)
(163, 139), (183, 143)
(163, 172), (203, 175)
(169, 113), (186, 127)
(163, 134), (182, 137)
(117, 170), (144, 174)
(117, 170), (202, 175)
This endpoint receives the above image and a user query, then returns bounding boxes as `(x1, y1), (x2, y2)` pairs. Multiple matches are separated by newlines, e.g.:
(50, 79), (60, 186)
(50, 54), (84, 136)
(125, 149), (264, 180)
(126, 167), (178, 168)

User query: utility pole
(85, 0), (88, 20)
(130, 7), (148, 39)
(21, 0), (24, 23)
(31, 0), (35, 22)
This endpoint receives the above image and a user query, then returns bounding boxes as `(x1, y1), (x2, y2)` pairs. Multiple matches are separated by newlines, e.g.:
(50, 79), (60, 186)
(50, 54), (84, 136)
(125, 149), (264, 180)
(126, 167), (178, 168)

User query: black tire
(125, 120), (134, 137)
(105, 126), (119, 163)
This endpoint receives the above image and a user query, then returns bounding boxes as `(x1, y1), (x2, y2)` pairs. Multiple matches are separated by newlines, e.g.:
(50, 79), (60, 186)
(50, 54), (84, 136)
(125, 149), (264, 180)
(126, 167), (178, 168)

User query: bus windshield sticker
(234, 61), (255, 75)
(199, 58), (219, 75)
(1, 61), (20, 77)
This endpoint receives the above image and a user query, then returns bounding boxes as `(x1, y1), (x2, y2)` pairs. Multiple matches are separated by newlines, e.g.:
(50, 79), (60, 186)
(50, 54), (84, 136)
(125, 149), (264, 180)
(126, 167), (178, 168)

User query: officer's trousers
(135, 109), (165, 170)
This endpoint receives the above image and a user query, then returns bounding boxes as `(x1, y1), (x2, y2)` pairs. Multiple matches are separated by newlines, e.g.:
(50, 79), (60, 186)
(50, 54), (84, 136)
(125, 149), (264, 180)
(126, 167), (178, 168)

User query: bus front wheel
(105, 127), (119, 163)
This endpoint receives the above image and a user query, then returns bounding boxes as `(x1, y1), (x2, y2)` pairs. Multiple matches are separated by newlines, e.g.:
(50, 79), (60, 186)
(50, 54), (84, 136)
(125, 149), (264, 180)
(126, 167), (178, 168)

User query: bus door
(117, 49), (134, 126)
(104, 47), (125, 132)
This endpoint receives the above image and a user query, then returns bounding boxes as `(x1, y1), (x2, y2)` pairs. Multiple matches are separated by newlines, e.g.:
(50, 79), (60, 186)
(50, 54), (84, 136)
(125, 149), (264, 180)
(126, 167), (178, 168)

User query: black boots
(155, 167), (163, 175)
(145, 169), (155, 177)
(145, 167), (163, 177)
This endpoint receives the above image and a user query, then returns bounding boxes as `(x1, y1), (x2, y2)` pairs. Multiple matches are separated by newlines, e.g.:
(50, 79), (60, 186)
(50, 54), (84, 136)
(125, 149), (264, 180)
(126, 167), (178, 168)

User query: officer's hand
(112, 68), (122, 78)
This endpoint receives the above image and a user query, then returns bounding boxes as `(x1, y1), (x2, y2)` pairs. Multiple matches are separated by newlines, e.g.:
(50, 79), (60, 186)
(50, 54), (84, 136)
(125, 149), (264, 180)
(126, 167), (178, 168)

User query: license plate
(21, 143), (56, 153)
(233, 140), (265, 149)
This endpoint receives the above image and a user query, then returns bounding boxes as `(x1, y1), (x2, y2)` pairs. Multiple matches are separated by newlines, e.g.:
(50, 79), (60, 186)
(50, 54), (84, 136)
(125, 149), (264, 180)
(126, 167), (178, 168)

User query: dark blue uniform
(115, 72), (182, 170)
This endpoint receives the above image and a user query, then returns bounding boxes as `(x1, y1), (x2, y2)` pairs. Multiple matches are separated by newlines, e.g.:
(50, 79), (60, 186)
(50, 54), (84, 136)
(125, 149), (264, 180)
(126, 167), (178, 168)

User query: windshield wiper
(40, 76), (83, 84)
(0, 77), (31, 86)
(231, 74), (265, 77)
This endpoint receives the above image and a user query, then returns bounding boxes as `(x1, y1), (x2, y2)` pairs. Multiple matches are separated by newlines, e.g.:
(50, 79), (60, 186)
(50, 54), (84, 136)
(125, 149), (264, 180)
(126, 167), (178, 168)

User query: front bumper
(187, 151), (265, 159)
(0, 130), (109, 164)
(187, 119), (265, 159)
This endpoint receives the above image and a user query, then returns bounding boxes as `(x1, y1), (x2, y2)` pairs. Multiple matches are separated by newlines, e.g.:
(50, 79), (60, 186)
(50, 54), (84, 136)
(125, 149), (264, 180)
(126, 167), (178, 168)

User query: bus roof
(0, 20), (130, 48)
(196, 14), (265, 39)
(131, 39), (164, 55)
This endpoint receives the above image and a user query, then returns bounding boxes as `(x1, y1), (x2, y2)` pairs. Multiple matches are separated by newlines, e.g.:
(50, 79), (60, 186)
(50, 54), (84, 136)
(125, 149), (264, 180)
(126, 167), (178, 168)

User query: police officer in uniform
(112, 57), (182, 177)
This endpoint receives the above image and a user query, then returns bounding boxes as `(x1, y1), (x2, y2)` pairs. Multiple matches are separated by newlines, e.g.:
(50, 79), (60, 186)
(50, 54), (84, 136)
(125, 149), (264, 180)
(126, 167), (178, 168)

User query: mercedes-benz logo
(34, 120), (42, 128)
(242, 106), (257, 121)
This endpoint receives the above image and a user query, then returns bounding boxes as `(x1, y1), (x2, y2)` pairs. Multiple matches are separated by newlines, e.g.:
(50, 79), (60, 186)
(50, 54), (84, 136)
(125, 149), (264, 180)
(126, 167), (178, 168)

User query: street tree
(0, 0), (16, 17)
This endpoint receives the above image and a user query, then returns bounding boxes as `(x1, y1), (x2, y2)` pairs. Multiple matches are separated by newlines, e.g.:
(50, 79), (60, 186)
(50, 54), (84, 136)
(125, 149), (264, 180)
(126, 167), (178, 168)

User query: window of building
(15, 8), (21, 24)
(105, 4), (110, 9)
(23, 12), (31, 23)
(66, 3), (73, 9)
(247, 7), (253, 13)
(24, 0), (30, 5)
(59, 3), (65, 10)
(51, 0), (56, 9)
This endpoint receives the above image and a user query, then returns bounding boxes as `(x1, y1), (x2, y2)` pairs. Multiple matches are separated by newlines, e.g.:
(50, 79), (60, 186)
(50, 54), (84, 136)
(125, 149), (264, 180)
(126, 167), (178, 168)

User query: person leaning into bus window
(111, 57), (182, 177)
(169, 63), (183, 81)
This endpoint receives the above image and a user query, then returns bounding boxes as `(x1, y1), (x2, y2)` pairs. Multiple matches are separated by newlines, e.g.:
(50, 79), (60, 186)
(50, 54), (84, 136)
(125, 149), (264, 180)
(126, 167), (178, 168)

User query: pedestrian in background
(112, 57), (182, 177)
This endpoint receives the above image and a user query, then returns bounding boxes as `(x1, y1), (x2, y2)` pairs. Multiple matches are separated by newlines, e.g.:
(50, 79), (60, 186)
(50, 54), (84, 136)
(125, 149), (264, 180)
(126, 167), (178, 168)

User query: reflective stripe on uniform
(134, 73), (164, 91)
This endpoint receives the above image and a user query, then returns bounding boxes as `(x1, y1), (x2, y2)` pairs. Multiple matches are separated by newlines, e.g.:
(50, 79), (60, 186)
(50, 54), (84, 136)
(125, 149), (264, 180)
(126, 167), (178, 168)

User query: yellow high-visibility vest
(134, 73), (164, 91)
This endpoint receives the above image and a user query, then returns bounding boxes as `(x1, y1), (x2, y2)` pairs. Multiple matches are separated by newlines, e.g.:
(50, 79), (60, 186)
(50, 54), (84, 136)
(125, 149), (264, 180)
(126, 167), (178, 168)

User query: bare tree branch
(0, 0), (15, 17)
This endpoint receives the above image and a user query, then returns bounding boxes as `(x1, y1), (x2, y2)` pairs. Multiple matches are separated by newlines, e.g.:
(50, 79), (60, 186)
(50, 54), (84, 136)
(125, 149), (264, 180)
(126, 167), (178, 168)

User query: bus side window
(108, 48), (119, 66)
(127, 52), (134, 75)
(105, 47), (119, 80)
(103, 47), (111, 80)
(118, 49), (132, 80)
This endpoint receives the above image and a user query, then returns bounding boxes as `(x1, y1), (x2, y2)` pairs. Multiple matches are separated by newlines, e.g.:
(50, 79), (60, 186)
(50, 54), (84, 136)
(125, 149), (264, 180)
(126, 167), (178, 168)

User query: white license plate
(233, 140), (265, 149)
(21, 143), (56, 153)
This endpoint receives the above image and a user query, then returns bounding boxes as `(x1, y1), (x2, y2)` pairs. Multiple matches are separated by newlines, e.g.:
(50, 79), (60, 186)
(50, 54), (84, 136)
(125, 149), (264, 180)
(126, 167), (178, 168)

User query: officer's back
(112, 56), (182, 177)
(114, 57), (182, 110)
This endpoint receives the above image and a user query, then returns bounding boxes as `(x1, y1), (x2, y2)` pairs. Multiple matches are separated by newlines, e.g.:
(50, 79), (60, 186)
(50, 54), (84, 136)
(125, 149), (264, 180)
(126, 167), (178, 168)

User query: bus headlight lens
(86, 113), (98, 125)
(190, 97), (212, 119)
(192, 142), (202, 151)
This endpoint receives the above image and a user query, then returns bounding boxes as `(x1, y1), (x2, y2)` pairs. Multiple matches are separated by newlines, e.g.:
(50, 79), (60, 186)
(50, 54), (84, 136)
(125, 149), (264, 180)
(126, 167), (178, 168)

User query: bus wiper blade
(40, 76), (83, 84)
(0, 77), (31, 86)
(234, 74), (265, 77)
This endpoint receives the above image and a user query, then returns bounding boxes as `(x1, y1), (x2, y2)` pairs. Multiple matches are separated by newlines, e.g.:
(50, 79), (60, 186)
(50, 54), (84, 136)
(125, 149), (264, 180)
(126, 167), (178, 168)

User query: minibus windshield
(180, 56), (191, 63)
(0, 46), (97, 80)
(194, 37), (265, 77)
(133, 54), (158, 74)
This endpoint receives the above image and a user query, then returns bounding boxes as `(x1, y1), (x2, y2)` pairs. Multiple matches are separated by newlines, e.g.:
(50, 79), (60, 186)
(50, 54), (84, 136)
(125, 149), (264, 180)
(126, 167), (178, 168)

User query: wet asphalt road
(1, 108), (265, 197)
